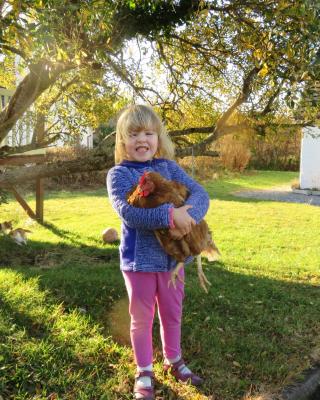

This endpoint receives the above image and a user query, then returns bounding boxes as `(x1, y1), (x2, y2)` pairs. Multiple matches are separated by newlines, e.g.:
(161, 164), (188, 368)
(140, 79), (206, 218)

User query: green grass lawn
(0, 170), (319, 400)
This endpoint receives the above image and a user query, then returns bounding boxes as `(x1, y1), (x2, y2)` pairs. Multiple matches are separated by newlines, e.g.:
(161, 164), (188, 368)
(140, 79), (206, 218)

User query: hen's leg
(196, 255), (211, 293)
(168, 262), (185, 289)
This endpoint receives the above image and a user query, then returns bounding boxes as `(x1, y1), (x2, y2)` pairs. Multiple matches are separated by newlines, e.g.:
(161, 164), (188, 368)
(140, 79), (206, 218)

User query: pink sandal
(163, 358), (203, 386)
(134, 370), (155, 400)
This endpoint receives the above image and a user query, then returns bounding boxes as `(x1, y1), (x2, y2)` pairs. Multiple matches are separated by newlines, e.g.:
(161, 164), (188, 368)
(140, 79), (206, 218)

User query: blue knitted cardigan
(106, 158), (210, 272)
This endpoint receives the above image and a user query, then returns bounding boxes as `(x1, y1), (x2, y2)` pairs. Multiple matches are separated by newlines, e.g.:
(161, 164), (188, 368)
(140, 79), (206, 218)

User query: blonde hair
(114, 104), (175, 164)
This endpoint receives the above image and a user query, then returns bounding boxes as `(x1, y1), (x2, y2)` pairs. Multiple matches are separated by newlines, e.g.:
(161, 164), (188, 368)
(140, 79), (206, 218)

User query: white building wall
(299, 127), (320, 190)
(81, 129), (94, 148)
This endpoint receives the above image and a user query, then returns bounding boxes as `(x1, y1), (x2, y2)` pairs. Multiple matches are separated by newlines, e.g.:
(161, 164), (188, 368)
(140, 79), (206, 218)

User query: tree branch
(0, 44), (27, 59)
(0, 135), (61, 157)
(0, 150), (113, 188)
(0, 61), (72, 142)
(107, 55), (164, 101)
(169, 125), (215, 137)
(174, 66), (260, 155)
(260, 81), (284, 116)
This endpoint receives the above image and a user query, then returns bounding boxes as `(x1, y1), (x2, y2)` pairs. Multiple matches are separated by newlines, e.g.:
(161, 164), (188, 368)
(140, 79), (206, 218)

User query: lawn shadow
(105, 259), (320, 399)
(0, 233), (123, 320)
(1, 240), (320, 399)
(0, 268), (129, 399)
(41, 220), (107, 247)
(174, 260), (320, 398)
(42, 220), (121, 250)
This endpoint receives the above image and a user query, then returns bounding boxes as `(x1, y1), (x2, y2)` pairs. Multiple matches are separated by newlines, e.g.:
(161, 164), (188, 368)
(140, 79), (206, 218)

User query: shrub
(178, 155), (220, 181)
(248, 129), (301, 171)
(218, 134), (251, 172)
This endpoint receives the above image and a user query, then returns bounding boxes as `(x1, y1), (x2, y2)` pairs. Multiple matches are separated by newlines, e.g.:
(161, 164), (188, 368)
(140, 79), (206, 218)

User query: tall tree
(0, 0), (201, 143)
(0, 0), (320, 187)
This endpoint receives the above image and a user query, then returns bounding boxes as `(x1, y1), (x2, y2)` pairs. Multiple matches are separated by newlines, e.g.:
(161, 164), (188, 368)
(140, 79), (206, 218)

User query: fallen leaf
(233, 361), (241, 368)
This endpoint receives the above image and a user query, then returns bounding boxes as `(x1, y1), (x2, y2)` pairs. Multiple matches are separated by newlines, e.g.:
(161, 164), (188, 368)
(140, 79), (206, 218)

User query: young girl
(107, 105), (209, 400)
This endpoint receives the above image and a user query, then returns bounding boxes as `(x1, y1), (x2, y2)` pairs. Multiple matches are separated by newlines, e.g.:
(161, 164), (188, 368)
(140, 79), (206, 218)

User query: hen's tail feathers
(202, 244), (221, 261)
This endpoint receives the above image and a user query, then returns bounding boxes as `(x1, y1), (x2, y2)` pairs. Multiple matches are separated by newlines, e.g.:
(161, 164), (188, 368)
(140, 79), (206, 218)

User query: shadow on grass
(153, 261), (320, 399)
(0, 269), (128, 399)
(1, 239), (319, 399)
(41, 220), (121, 249)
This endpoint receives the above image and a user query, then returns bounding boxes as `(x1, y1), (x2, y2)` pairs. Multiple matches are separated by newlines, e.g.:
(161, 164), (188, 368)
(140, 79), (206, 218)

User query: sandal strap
(178, 371), (195, 379)
(134, 387), (154, 398)
(134, 372), (155, 400)
(135, 370), (154, 378)
(170, 358), (185, 371)
(163, 359), (203, 386)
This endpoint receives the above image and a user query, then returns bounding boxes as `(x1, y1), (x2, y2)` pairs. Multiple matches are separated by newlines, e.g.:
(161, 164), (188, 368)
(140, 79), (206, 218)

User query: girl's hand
(169, 227), (187, 240)
(172, 205), (196, 236)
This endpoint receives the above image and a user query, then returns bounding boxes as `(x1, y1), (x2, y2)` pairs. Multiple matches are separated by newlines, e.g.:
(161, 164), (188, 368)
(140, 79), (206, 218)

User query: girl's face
(125, 128), (158, 162)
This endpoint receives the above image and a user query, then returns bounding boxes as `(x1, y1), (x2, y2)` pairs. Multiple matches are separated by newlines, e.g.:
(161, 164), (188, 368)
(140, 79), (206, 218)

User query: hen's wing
(126, 174), (191, 260)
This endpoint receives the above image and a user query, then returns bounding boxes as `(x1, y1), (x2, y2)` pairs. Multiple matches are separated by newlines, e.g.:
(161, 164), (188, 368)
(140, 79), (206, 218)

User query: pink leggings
(122, 268), (184, 368)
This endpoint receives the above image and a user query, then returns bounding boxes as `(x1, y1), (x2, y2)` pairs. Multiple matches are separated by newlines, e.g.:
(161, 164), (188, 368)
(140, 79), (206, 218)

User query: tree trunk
(0, 62), (69, 142)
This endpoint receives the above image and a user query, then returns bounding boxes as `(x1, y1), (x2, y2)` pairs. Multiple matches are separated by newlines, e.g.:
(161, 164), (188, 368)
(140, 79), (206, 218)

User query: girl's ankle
(136, 364), (153, 388)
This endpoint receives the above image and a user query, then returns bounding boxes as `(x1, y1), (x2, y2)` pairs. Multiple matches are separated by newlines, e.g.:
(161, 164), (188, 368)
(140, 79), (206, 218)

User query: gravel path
(233, 185), (320, 206)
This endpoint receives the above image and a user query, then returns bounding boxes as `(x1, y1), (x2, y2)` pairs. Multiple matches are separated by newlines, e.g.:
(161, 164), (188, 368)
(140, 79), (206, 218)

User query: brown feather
(127, 171), (220, 262)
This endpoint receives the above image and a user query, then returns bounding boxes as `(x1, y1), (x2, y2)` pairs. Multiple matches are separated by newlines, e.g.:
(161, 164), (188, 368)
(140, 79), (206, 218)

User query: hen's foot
(198, 269), (211, 293)
(168, 263), (184, 289)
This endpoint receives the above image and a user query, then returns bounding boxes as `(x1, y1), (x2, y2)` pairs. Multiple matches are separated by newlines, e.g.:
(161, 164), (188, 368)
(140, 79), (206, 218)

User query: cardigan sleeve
(168, 160), (210, 223)
(107, 166), (171, 230)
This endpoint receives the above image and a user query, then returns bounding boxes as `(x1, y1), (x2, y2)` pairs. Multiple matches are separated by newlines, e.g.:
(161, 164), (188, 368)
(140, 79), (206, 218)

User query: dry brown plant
(218, 134), (251, 172)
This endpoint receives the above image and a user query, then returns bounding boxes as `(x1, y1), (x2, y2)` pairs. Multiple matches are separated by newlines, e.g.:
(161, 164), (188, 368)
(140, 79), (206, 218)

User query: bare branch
(260, 81), (284, 116)
(172, 66), (260, 155)
(107, 55), (164, 101)
(176, 148), (219, 158)
(216, 67), (260, 131)
(169, 125), (215, 137)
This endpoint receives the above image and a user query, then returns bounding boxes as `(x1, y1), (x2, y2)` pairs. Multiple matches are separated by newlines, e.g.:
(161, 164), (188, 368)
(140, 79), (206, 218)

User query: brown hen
(127, 171), (220, 292)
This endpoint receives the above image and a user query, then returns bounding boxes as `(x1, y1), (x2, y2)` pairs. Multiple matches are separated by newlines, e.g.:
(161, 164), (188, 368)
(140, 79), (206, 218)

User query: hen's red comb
(138, 172), (148, 186)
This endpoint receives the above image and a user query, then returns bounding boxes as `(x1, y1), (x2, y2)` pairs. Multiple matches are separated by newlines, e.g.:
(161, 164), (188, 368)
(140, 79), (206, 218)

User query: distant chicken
(127, 171), (220, 292)
(9, 228), (32, 245)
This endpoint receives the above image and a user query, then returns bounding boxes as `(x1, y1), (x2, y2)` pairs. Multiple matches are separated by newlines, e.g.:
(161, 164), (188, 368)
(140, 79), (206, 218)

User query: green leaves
(258, 63), (269, 79)
(128, 0), (136, 10)
(0, 189), (9, 205)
